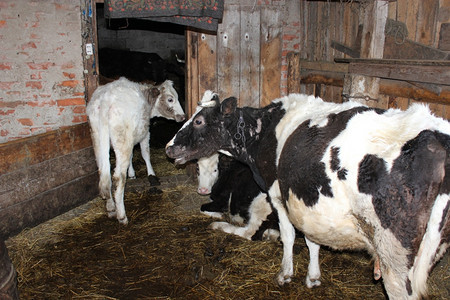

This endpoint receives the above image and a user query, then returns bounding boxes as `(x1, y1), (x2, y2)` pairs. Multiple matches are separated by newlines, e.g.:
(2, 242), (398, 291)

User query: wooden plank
(287, 53), (301, 93)
(416, 0), (439, 46)
(405, 0), (419, 41)
(336, 58), (450, 66)
(217, 5), (240, 102)
(260, 7), (282, 106)
(81, 0), (99, 102)
(301, 60), (349, 73)
(240, 7), (260, 108)
(186, 30), (199, 117)
(198, 33), (218, 98)
(292, 70), (450, 105)
(0, 123), (92, 175)
(331, 40), (360, 58)
(384, 35), (450, 60)
(0, 172), (98, 239)
(300, 71), (345, 87)
(439, 23), (450, 51)
(348, 62), (450, 85)
(345, 0), (388, 107)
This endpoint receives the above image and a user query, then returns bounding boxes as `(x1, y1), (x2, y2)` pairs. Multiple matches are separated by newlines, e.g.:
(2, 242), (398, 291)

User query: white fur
(87, 77), (185, 224)
(196, 153), (220, 195)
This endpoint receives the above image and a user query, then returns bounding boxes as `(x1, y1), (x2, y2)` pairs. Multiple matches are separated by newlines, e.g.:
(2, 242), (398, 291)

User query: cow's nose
(197, 187), (211, 195)
(165, 145), (174, 157)
(176, 114), (186, 122)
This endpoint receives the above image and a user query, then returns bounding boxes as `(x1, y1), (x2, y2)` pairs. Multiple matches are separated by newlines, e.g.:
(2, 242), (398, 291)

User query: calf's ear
(220, 97), (237, 116)
(151, 87), (160, 99)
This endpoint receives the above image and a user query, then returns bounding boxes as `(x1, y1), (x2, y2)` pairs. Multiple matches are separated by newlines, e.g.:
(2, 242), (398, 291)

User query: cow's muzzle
(175, 114), (186, 122)
(165, 145), (188, 165)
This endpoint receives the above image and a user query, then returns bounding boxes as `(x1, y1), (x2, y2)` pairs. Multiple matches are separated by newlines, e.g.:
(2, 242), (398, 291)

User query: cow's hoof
(148, 175), (160, 186)
(275, 272), (292, 286)
(107, 211), (117, 218)
(118, 216), (128, 225)
(147, 187), (163, 195)
(202, 211), (224, 219)
(306, 276), (321, 288)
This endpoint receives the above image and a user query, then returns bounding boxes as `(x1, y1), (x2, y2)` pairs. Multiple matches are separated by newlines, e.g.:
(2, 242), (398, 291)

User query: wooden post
(81, 0), (99, 102)
(343, 0), (388, 107)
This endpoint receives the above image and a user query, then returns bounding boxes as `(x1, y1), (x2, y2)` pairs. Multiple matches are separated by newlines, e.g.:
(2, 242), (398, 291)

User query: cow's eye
(168, 98), (173, 103)
(193, 115), (205, 127)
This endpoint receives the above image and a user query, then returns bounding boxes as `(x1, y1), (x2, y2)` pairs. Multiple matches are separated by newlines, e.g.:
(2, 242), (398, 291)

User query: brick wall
(0, 0), (86, 143)
(0, 0), (99, 239)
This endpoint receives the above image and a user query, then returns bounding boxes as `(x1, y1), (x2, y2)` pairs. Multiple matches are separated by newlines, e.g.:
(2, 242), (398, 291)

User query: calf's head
(196, 153), (220, 195)
(151, 80), (186, 122)
(166, 95), (238, 165)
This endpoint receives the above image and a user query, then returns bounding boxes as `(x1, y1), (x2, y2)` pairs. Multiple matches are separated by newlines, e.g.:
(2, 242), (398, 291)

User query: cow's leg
(305, 237), (321, 288)
(210, 192), (273, 240)
(127, 151), (136, 179)
(373, 255), (381, 280)
(276, 208), (296, 285)
(269, 182), (295, 285)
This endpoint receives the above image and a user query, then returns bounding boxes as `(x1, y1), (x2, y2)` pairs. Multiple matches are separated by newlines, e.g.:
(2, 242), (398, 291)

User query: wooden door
(186, 2), (282, 116)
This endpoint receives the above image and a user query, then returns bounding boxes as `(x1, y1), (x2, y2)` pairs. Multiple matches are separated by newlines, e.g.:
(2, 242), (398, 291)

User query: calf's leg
(110, 133), (134, 225)
(140, 132), (160, 186)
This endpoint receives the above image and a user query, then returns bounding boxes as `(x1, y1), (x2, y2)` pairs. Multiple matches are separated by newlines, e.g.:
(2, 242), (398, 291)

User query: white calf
(196, 153), (220, 195)
(87, 77), (185, 224)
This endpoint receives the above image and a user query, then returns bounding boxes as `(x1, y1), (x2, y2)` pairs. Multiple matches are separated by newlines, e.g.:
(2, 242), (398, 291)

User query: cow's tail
(88, 102), (112, 200)
(409, 132), (450, 298)
(410, 194), (449, 298)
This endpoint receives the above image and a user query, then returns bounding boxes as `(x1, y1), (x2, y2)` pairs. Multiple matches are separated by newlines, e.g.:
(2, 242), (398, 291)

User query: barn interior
(1, 0), (450, 299)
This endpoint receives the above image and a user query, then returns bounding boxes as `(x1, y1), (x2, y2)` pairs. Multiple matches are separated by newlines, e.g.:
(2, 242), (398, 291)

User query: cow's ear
(220, 97), (237, 116)
(151, 87), (160, 99)
(212, 94), (220, 106)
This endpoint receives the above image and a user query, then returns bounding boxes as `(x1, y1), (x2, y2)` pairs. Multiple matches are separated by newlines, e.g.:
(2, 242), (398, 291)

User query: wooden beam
(292, 69), (450, 105)
(344, 0), (388, 107)
(336, 58), (450, 66)
(348, 62), (450, 86)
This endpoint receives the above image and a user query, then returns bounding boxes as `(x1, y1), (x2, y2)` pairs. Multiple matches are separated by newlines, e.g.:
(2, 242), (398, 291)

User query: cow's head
(151, 80), (186, 122)
(196, 153), (220, 195)
(166, 91), (238, 165)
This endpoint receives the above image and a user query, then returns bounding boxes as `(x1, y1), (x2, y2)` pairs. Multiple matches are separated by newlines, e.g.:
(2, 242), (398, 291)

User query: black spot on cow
(337, 169), (348, 180)
(253, 102), (286, 191)
(358, 130), (447, 266)
(330, 146), (348, 180)
(279, 107), (372, 207)
(330, 147), (341, 172)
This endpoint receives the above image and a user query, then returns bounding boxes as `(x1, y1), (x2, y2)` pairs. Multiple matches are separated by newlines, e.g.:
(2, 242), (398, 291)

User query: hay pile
(6, 148), (449, 299)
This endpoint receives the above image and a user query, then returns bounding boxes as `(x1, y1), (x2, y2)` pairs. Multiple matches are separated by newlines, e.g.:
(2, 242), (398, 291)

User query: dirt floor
(6, 146), (450, 300)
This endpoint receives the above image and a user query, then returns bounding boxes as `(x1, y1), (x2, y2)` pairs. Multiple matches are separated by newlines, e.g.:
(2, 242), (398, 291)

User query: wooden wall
(0, 123), (98, 239)
(186, 0), (285, 116)
(288, 0), (450, 118)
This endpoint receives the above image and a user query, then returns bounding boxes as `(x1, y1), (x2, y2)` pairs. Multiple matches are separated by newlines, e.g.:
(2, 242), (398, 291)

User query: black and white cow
(166, 92), (450, 299)
(197, 153), (279, 241)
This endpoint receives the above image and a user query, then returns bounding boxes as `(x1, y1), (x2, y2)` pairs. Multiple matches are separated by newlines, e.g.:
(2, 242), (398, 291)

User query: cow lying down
(87, 77), (185, 224)
(167, 92), (450, 299)
(197, 153), (280, 241)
